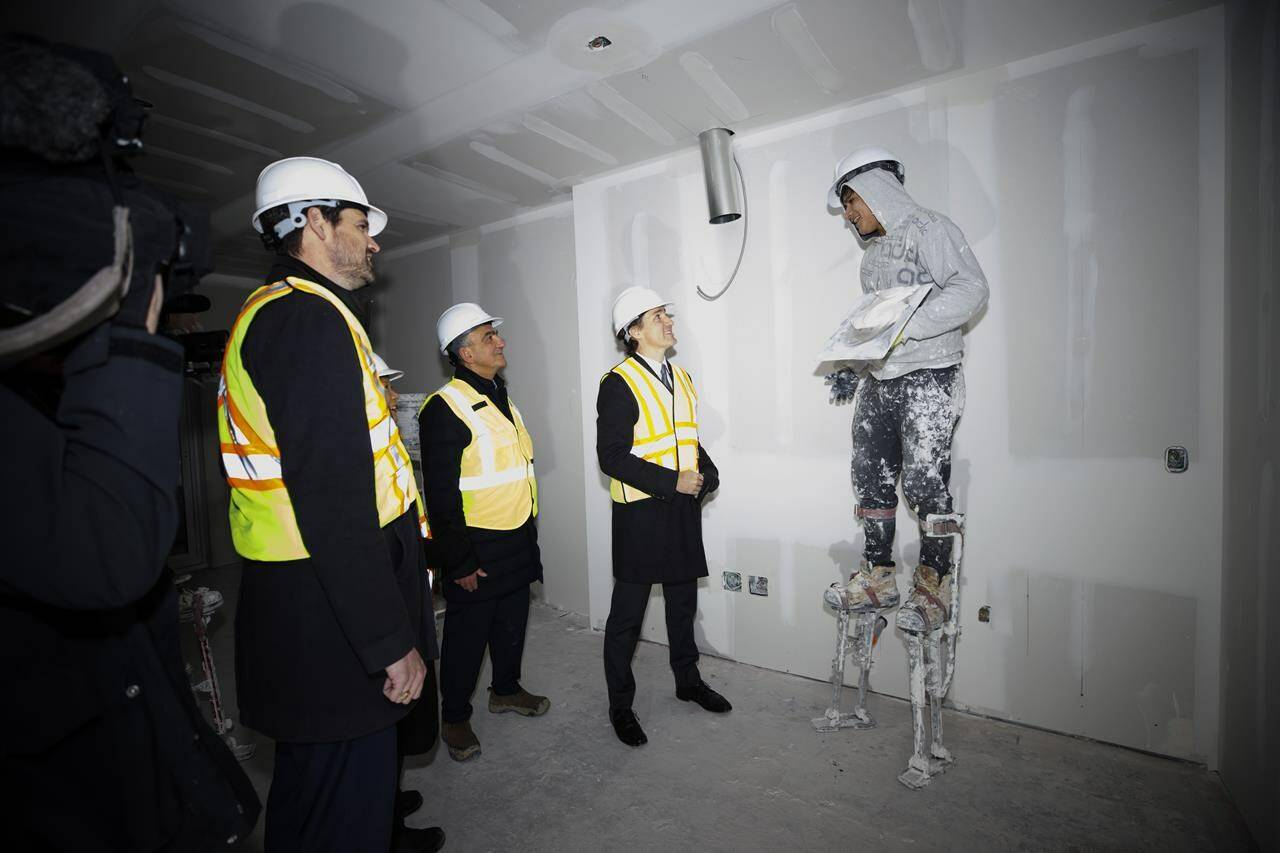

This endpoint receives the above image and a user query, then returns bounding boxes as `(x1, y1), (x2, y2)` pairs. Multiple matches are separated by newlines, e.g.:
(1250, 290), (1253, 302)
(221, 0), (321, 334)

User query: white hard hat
(370, 351), (403, 383)
(437, 302), (503, 355)
(827, 147), (904, 208)
(611, 286), (672, 337)
(252, 156), (388, 239)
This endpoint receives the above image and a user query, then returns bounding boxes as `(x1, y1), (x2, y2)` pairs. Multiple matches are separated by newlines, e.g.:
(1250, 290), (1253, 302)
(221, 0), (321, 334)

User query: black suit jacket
(417, 365), (543, 604)
(596, 356), (719, 584)
(233, 258), (427, 743)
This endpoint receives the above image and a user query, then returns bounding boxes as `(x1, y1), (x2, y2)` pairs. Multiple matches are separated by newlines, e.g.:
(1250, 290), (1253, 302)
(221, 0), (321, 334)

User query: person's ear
(306, 207), (330, 242)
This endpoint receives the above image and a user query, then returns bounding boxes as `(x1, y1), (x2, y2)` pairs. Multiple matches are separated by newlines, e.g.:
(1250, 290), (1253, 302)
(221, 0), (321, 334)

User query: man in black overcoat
(596, 286), (732, 747)
(229, 157), (441, 853)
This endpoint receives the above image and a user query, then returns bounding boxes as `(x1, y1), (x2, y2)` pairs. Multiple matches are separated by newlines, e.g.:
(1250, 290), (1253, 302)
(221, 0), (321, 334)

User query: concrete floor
(188, 566), (1254, 852)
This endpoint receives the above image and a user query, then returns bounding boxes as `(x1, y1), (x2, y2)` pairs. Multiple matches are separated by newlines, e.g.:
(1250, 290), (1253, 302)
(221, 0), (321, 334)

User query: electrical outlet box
(1165, 446), (1188, 473)
(722, 571), (742, 592)
(748, 575), (769, 596)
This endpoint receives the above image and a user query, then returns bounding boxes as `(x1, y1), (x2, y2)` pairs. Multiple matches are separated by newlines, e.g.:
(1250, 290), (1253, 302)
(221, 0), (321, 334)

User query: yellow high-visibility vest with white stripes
(423, 378), (537, 530)
(217, 276), (428, 561)
(606, 356), (699, 504)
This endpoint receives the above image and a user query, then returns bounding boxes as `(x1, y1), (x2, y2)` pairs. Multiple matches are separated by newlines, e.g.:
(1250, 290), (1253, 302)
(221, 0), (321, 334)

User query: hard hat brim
(827, 181), (844, 209)
(379, 368), (404, 383)
(366, 205), (388, 237)
(828, 169), (862, 209)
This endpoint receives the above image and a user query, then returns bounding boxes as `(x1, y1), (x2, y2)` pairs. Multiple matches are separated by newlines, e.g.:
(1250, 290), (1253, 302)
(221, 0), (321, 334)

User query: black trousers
(603, 579), (701, 710)
(439, 584), (530, 724)
(265, 724), (397, 853)
(851, 366), (964, 575)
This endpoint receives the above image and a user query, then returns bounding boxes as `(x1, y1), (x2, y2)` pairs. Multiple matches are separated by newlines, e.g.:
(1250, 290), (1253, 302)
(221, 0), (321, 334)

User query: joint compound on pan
(852, 286), (924, 329)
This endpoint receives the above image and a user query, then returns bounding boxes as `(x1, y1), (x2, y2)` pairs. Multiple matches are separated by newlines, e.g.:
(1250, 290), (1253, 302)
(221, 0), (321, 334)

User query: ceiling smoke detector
(586, 35), (612, 51)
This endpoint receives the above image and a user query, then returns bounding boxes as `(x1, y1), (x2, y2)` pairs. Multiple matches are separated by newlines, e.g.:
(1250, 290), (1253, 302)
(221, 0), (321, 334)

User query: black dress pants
(265, 724), (397, 853)
(440, 584), (530, 724)
(604, 579), (701, 710)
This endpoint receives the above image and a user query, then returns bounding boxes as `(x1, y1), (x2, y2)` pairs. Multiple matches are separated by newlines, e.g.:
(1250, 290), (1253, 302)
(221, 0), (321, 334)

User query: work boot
(895, 565), (953, 634)
(487, 687), (550, 716)
(441, 721), (481, 762)
(823, 563), (899, 611)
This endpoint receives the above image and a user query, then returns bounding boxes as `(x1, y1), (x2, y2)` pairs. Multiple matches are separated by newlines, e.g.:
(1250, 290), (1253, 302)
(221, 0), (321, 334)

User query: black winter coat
(596, 357), (719, 584)
(232, 259), (431, 743)
(418, 366), (543, 604)
(1, 325), (260, 850)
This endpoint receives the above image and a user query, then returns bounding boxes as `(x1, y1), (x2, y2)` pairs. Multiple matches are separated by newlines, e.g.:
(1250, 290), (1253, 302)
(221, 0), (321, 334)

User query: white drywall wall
(373, 204), (591, 616)
(572, 8), (1225, 762)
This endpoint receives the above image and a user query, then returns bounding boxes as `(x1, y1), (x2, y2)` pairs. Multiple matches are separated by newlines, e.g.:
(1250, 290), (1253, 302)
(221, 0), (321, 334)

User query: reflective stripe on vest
(606, 357), (700, 504)
(423, 378), (537, 530)
(217, 277), (429, 561)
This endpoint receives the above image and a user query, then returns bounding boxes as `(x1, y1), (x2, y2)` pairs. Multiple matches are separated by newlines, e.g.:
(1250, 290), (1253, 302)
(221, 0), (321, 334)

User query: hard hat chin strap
(273, 199), (339, 239)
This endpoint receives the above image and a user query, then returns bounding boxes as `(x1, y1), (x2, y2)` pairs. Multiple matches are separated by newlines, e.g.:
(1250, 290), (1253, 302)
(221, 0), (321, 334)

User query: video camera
(0, 34), (214, 368)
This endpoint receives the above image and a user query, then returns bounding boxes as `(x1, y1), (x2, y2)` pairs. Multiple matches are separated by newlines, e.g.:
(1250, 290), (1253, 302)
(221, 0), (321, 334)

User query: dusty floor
(187, 566), (1254, 852)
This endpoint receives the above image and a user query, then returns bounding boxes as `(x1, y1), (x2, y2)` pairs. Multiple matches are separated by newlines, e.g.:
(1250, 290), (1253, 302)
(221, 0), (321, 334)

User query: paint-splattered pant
(851, 366), (964, 576)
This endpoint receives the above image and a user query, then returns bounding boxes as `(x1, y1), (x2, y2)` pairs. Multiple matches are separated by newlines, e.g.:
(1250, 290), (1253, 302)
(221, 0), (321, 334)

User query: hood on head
(847, 168), (917, 238)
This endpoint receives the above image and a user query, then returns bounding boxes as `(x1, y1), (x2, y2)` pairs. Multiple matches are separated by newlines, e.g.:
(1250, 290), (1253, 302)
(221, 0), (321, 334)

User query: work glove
(825, 366), (859, 405)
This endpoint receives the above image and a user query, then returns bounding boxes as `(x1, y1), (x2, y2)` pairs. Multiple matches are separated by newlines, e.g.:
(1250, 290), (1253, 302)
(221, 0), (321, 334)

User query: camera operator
(0, 36), (260, 850)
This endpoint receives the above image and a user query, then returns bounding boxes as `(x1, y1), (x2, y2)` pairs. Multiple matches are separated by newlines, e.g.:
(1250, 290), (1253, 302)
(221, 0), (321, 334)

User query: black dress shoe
(395, 789), (424, 821)
(391, 825), (446, 852)
(676, 681), (732, 713)
(609, 708), (648, 746)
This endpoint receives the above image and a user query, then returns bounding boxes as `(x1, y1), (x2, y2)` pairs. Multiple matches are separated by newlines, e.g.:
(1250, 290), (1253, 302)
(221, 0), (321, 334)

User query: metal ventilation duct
(698, 127), (741, 225)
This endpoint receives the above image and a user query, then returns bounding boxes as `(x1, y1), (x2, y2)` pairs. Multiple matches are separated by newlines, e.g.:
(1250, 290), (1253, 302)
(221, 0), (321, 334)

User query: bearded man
(222, 157), (442, 852)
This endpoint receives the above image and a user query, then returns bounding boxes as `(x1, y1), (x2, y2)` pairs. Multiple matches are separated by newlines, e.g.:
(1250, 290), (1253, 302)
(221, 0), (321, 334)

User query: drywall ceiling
(7, 0), (1216, 279)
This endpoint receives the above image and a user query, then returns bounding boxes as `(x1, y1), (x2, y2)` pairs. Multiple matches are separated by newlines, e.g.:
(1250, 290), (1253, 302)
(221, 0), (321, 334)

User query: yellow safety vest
(217, 276), (428, 561)
(605, 357), (700, 504)
(422, 378), (538, 530)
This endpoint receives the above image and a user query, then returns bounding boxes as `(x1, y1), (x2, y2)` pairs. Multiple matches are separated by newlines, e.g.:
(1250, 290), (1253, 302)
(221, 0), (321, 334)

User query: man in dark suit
(419, 303), (549, 763)
(596, 286), (731, 747)
(227, 157), (441, 852)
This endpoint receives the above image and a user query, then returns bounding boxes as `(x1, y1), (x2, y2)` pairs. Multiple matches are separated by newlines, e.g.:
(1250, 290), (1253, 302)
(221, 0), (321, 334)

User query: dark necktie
(660, 362), (673, 393)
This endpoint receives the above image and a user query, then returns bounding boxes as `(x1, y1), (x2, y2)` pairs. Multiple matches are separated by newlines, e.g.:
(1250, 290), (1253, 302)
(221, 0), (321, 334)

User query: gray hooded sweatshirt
(847, 168), (989, 381)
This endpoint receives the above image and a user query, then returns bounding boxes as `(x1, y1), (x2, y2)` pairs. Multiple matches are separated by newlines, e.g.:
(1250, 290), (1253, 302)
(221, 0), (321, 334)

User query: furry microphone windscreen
(0, 36), (111, 164)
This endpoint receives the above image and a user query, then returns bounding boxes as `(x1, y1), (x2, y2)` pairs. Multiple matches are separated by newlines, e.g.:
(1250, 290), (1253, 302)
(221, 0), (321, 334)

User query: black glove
(825, 366), (860, 405)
